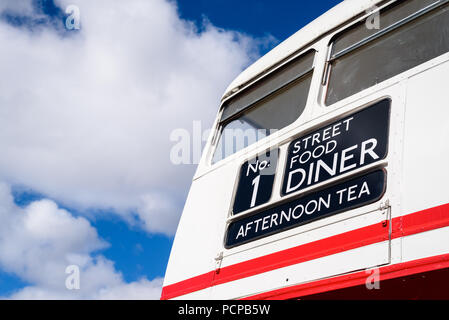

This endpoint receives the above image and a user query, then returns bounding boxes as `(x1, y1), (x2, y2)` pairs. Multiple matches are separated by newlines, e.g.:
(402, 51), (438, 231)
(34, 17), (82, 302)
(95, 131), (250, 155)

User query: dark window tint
(326, 0), (449, 105)
(213, 52), (315, 163)
(221, 51), (315, 122)
(332, 0), (438, 57)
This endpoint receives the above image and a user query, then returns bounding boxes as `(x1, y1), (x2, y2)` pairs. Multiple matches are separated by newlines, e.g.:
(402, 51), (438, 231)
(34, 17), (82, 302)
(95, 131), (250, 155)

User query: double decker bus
(162, 0), (449, 299)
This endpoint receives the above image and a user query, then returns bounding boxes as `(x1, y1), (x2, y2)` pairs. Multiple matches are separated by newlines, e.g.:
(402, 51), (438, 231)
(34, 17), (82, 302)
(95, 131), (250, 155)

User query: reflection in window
(326, 0), (449, 105)
(213, 52), (315, 164)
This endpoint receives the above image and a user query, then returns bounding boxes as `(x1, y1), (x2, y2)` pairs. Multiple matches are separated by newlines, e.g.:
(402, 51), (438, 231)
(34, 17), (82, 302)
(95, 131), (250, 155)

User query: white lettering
(286, 168), (306, 193)
(360, 138), (379, 165)
(340, 145), (358, 173)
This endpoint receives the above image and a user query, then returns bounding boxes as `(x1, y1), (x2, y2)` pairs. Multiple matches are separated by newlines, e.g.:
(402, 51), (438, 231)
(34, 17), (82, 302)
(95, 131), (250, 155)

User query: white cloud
(0, 182), (163, 300)
(137, 192), (180, 235)
(93, 278), (164, 300)
(0, 0), (267, 236)
(0, 1), (35, 15)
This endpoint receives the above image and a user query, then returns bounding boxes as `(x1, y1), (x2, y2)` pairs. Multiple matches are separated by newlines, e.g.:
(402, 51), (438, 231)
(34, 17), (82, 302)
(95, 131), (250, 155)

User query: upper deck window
(326, 0), (449, 105)
(212, 51), (315, 164)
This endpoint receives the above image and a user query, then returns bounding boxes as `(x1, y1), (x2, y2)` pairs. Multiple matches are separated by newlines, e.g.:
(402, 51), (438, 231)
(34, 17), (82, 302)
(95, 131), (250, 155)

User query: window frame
(209, 49), (317, 165)
(323, 0), (449, 106)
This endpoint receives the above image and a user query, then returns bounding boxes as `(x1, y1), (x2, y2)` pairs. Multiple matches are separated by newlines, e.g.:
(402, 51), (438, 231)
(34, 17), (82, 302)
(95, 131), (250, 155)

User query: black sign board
(226, 170), (386, 248)
(232, 150), (278, 215)
(282, 99), (390, 195)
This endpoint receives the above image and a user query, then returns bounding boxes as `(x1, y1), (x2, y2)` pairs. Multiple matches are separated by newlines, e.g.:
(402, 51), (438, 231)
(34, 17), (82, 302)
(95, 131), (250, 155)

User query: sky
(0, 0), (342, 299)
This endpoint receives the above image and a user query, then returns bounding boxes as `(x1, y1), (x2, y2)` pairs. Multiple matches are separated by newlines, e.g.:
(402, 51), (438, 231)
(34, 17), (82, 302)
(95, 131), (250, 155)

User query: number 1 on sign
(250, 175), (261, 208)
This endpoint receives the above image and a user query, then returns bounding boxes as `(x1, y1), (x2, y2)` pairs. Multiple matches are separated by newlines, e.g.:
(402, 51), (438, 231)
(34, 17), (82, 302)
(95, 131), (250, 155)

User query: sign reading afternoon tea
(226, 170), (387, 247)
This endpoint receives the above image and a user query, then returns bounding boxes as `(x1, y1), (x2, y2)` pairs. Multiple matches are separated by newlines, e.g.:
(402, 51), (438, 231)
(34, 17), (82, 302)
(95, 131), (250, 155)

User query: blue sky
(177, 0), (342, 45)
(0, 0), (342, 299)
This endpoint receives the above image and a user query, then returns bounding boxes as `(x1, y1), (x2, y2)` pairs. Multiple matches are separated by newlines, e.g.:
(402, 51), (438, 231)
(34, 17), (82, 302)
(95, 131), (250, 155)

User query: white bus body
(162, 0), (449, 299)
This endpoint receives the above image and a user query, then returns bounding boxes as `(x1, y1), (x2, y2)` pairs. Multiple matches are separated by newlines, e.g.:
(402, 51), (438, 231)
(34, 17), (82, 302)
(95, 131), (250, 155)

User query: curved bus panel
(162, 0), (449, 300)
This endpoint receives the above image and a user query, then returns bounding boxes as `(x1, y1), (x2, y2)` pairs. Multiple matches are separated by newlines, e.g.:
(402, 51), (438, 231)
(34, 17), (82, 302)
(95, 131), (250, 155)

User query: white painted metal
(163, 0), (449, 299)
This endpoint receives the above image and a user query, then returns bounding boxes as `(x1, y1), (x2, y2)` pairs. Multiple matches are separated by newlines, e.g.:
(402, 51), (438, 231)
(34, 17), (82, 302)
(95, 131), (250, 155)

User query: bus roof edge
(222, 0), (384, 101)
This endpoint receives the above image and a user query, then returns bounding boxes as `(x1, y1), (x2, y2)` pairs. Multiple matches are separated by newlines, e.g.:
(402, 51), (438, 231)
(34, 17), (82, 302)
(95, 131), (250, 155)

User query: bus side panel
(402, 59), (449, 262)
(162, 162), (239, 298)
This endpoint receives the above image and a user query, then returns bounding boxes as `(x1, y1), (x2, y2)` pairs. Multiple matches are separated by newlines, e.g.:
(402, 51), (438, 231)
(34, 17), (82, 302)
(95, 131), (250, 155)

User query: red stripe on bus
(212, 221), (388, 287)
(161, 203), (449, 300)
(161, 222), (387, 300)
(159, 271), (215, 301)
(391, 203), (449, 240)
(242, 253), (449, 300)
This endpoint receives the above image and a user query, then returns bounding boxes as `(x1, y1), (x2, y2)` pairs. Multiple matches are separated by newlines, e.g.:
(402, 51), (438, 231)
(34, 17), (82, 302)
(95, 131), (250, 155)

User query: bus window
(213, 51), (315, 164)
(325, 0), (449, 106)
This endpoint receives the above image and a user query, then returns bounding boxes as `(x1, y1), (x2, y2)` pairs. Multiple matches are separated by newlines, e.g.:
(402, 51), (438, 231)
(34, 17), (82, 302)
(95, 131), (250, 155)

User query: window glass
(213, 71), (313, 164)
(332, 0), (438, 57)
(326, 0), (449, 105)
(221, 51), (315, 122)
